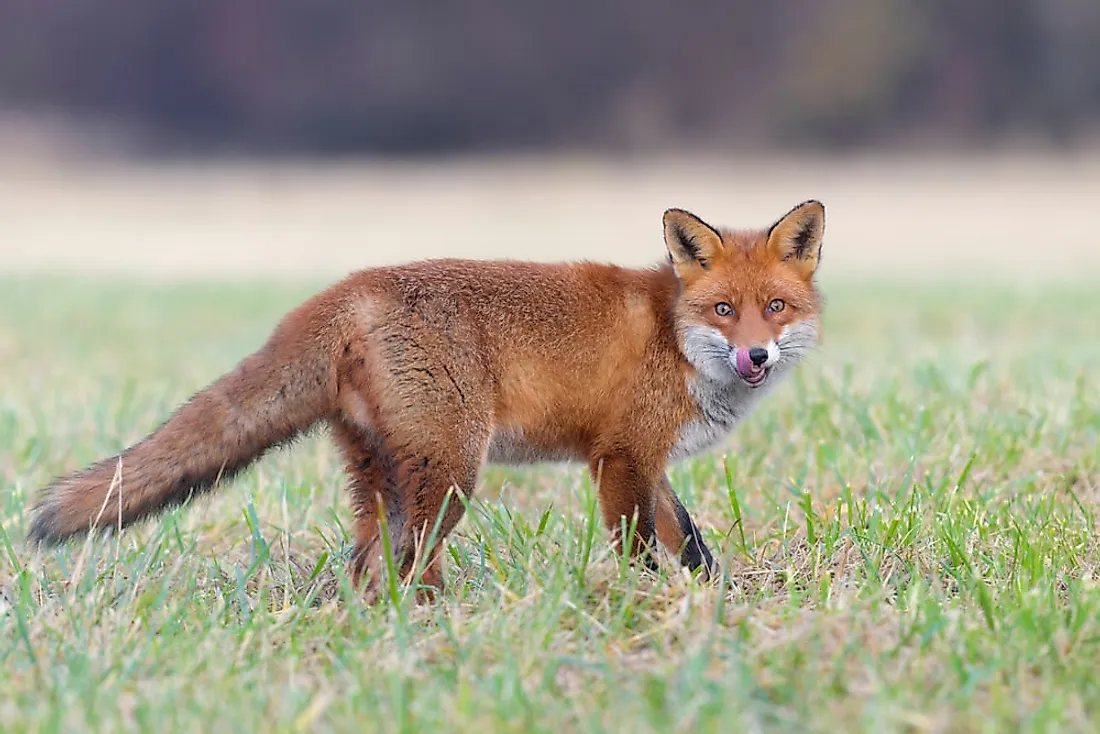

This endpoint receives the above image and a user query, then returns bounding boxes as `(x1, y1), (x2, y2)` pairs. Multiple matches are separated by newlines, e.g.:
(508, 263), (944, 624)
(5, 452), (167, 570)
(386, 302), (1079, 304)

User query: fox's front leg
(590, 456), (663, 571)
(656, 478), (718, 580)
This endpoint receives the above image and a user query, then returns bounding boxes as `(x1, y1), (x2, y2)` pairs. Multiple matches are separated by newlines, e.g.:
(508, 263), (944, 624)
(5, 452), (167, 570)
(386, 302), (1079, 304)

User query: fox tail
(27, 309), (336, 544)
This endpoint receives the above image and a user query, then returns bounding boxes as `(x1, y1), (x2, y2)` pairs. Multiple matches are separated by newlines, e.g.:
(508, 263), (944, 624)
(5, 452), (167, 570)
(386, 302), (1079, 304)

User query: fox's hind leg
(338, 340), (492, 599)
(336, 314), (494, 601)
(333, 415), (486, 602)
(382, 423), (488, 601)
(330, 420), (397, 594)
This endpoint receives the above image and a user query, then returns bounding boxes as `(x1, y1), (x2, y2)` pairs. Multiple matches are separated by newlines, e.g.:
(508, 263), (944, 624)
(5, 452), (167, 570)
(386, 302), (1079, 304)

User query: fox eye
(715, 302), (734, 317)
(766, 299), (786, 314)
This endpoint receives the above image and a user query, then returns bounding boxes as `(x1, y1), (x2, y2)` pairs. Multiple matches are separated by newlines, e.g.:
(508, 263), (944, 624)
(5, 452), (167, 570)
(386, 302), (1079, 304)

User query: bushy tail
(28, 315), (337, 544)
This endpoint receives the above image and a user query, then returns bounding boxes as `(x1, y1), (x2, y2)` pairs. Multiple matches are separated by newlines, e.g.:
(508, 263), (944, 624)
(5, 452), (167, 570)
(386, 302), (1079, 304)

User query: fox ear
(767, 200), (825, 278)
(663, 209), (724, 277)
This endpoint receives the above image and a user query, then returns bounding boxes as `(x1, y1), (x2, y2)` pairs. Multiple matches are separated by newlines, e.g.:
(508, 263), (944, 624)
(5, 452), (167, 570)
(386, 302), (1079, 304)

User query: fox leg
(378, 421), (489, 601)
(341, 356), (490, 598)
(334, 417), (485, 601)
(655, 478), (717, 580)
(333, 411), (487, 601)
(335, 318), (494, 601)
(590, 456), (662, 571)
(330, 420), (396, 591)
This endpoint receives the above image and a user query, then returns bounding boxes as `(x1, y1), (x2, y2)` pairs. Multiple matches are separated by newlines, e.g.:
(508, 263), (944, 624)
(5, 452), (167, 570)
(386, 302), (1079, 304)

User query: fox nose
(748, 347), (769, 367)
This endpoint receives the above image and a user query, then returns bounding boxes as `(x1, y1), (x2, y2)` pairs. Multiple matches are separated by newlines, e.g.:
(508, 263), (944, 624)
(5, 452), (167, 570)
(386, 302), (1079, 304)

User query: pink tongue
(735, 348), (762, 378)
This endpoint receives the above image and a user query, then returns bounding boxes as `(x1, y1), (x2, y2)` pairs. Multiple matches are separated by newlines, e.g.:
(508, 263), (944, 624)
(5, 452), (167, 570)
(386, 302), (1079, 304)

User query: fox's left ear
(767, 200), (825, 279)
(663, 209), (724, 279)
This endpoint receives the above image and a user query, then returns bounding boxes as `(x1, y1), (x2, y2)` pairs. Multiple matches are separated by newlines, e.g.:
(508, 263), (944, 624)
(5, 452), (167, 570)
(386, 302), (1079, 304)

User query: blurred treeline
(1, 0), (1097, 154)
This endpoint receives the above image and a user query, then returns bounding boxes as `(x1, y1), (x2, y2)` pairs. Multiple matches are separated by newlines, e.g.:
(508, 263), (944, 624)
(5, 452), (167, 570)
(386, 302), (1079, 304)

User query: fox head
(663, 201), (824, 389)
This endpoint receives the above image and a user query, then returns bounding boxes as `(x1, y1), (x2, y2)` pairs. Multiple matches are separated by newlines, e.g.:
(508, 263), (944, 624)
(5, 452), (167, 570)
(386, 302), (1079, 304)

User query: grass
(2, 275), (1100, 732)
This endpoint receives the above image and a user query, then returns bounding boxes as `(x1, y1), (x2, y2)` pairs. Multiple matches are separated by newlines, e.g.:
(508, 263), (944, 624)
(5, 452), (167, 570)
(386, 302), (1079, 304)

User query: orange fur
(28, 202), (826, 600)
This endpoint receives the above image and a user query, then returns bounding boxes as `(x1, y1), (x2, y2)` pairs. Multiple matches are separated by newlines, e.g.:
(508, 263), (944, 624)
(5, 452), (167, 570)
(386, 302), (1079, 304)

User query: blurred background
(1, 1), (1099, 277)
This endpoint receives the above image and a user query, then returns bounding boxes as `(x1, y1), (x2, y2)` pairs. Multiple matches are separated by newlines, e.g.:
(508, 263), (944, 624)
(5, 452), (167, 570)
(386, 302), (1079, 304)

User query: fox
(27, 201), (825, 600)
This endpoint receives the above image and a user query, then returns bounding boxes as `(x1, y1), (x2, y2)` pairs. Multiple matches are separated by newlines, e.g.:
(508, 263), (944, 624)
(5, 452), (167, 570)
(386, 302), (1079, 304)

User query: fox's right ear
(766, 200), (825, 279)
(663, 209), (724, 278)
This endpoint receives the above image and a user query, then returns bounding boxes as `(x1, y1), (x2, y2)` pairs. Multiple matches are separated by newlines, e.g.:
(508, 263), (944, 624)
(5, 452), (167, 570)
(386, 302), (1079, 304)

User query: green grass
(2, 275), (1100, 732)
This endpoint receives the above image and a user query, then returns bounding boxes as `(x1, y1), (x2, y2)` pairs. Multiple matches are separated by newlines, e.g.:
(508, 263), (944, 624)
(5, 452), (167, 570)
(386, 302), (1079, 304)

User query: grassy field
(1, 154), (1100, 732)
(2, 273), (1099, 733)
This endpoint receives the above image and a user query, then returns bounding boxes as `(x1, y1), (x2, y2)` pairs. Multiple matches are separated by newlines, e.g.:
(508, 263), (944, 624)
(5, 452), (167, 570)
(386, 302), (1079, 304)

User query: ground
(1, 155), (1099, 732)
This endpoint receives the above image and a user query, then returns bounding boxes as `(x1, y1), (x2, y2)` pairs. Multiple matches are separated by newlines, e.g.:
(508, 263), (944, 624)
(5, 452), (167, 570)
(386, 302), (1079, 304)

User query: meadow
(2, 155), (1100, 732)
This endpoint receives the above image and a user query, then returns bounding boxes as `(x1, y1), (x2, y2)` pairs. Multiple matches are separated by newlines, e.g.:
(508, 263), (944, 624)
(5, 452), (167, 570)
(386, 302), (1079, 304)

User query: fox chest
(669, 378), (762, 460)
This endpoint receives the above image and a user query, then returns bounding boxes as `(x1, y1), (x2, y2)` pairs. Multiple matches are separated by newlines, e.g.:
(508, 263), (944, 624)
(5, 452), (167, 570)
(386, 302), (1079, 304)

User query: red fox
(28, 201), (825, 600)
